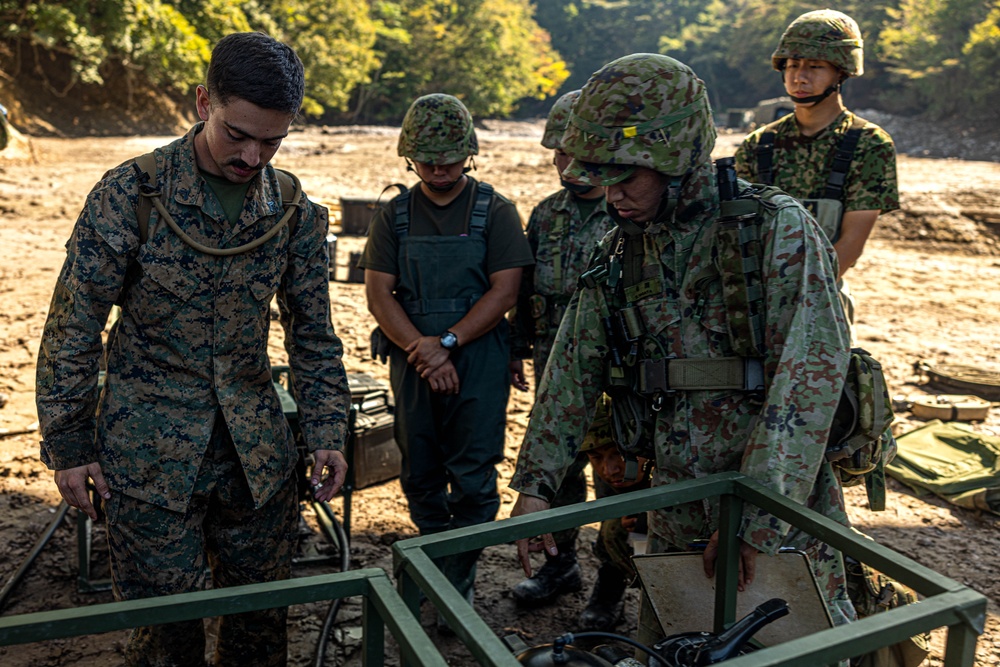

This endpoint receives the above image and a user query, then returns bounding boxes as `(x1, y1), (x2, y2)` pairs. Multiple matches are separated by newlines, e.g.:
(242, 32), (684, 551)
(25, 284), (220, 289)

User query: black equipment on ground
(504, 598), (789, 667)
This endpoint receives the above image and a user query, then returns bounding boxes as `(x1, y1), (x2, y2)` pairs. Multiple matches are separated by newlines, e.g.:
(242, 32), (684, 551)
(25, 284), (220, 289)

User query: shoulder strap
(823, 115), (868, 202)
(754, 118), (786, 186)
(716, 186), (767, 357)
(470, 182), (494, 236)
(274, 168), (302, 239)
(132, 152), (157, 245)
(393, 189), (413, 238)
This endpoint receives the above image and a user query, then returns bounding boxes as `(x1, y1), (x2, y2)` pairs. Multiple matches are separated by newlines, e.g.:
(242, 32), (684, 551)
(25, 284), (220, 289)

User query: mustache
(226, 158), (263, 172)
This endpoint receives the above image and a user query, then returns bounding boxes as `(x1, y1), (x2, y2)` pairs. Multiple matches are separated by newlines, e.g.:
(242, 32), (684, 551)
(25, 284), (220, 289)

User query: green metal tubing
(391, 472), (988, 667)
(0, 568), (448, 667)
(714, 490), (743, 633)
(732, 478), (972, 601)
(396, 550), (520, 667)
(392, 474), (742, 567)
(697, 588), (986, 667)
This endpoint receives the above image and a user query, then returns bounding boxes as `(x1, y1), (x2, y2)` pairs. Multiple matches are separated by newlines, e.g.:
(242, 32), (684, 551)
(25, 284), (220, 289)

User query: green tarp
(887, 419), (1000, 515)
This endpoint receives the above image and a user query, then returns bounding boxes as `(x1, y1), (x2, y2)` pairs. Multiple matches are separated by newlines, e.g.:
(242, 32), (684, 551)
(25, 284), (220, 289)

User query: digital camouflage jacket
(734, 110), (899, 214)
(511, 162), (852, 559)
(36, 124), (350, 512)
(510, 188), (615, 372)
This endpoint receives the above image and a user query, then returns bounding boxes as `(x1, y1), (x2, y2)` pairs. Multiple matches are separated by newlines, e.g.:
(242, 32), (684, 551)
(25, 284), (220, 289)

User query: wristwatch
(439, 331), (459, 350)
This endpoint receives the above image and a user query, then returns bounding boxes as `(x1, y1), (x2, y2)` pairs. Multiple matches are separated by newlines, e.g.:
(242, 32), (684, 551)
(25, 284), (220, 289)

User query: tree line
(2, 0), (997, 122)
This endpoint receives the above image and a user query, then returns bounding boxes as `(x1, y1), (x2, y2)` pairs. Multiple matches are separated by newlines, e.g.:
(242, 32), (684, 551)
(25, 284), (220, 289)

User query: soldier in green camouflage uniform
(734, 10), (899, 332)
(509, 54), (857, 638)
(36, 33), (350, 666)
(509, 90), (616, 608)
(359, 94), (533, 626)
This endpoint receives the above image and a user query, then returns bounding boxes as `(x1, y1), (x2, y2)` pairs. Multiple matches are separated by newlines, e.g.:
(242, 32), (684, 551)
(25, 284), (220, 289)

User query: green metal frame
(392, 472), (987, 667)
(0, 568), (447, 667)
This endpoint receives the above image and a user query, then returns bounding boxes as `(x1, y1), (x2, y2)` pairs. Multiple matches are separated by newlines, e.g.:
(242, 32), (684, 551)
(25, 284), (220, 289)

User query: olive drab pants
(105, 412), (297, 667)
(389, 228), (510, 597)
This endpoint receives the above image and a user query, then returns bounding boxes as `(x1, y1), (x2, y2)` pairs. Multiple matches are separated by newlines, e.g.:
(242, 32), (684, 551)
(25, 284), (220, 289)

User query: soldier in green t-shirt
(358, 94), (533, 631)
(735, 10), (899, 331)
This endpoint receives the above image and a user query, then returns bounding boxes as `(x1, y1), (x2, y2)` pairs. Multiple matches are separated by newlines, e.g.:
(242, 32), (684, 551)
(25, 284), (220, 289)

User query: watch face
(441, 332), (458, 349)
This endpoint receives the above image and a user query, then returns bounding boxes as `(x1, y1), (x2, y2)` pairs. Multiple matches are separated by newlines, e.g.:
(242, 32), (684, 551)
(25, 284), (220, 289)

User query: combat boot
(511, 547), (582, 607)
(578, 564), (628, 631)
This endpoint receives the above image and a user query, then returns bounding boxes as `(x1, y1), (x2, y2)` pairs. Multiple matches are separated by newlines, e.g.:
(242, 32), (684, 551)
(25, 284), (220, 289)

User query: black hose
(0, 501), (70, 613)
(312, 500), (351, 667)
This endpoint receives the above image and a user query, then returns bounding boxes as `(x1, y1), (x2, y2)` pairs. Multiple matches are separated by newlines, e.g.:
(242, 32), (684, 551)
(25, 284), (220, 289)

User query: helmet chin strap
(793, 83), (839, 107)
(606, 175), (683, 235)
(560, 179), (596, 196)
(406, 158), (473, 193)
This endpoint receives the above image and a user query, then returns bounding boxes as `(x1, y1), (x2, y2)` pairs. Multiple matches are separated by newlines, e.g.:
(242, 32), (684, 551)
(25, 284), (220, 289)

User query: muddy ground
(0, 122), (998, 666)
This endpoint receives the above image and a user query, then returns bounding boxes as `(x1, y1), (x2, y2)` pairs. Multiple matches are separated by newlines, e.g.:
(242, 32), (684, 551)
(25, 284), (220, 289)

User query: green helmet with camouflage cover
(398, 93), (479, 165)
(541, 89), (581, 150)
(561, 53), (716, 186)
(772, 9), (864, 77)
(579, 394), (613, 453)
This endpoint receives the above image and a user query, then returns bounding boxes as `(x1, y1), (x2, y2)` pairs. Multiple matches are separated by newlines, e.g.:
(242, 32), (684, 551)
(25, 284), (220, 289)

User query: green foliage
(878, 0), (999, 115)
(263, 0), (380, 115)
(357, 0), (568, 121)
(4, 0), (997, 122)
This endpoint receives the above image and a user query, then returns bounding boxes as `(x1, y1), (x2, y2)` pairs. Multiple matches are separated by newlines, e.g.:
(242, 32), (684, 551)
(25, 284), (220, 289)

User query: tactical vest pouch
(826, 348), (896, 510)
(845, 557), (931, 667)
(800, 197), (844, 244)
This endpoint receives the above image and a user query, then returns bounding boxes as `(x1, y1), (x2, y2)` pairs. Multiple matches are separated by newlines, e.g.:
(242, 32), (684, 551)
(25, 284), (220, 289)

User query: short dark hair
(206, 32), (304, 115)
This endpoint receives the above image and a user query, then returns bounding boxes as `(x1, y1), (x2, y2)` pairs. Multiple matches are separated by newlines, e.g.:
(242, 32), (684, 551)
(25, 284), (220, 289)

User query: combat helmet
(541, 89), (581, 150)
(772, 9), (864, 77)
(561, 53), (716, 187)
(398, 93), (478, 165)
(579, 394), (613, 454)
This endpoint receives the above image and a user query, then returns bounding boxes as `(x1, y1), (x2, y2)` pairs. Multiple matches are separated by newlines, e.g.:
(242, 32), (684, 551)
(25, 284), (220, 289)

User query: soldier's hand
(405, 336), (450, 376)
(311, 449), (347, 502)
(702, 529), (759, 592)
(508, 359), (529, 392)
(54, 462), (110, 522)
(510, 493), (555, 577)
(425, 359), (460, 394)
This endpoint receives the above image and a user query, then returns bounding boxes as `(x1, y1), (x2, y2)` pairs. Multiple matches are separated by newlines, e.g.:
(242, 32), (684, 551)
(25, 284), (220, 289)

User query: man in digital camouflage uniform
(576, 395), (651, 630)
(508, 89), (616, 611)
(36, 33), (349, 667)
(735, 9), (898, 334)
(359, 94), (533, 626)
(509, 54), (857, 641)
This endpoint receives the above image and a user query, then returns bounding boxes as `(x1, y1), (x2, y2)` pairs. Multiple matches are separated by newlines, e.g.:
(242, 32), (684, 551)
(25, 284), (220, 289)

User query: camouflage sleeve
(509, 272), (608, 501)
(844, 125), (899, 214)
(733, 132), (760, 181)
(738, 197), (850, 554)
(278, 195), (350, 452)
(508, 205), (542, 360)
(36, 170), (138, 470)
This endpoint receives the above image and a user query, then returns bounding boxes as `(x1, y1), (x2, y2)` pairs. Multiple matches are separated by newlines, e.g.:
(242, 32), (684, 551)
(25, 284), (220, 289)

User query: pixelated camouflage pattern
(36, 124), (350, 513)
(734, 111), (899, 214)
(541, 89), (582, 149)
(397, 93), (478, 164)
(106, 430), (296, 666)
(509, 189), (615, 371)
(772, 9), (864, 76)
(561, 54), (716, 184)
(510, 161), (856, 623)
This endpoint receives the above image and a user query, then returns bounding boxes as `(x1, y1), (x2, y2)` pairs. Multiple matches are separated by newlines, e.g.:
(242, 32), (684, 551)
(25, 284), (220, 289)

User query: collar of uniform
(171, 123), (284, 238)
(782, 109), (852, 143)
(645, 161), (717, 237)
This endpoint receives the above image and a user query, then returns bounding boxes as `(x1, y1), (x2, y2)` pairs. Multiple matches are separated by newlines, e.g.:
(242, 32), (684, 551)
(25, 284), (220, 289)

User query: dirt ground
(0, 122), (999, 666)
